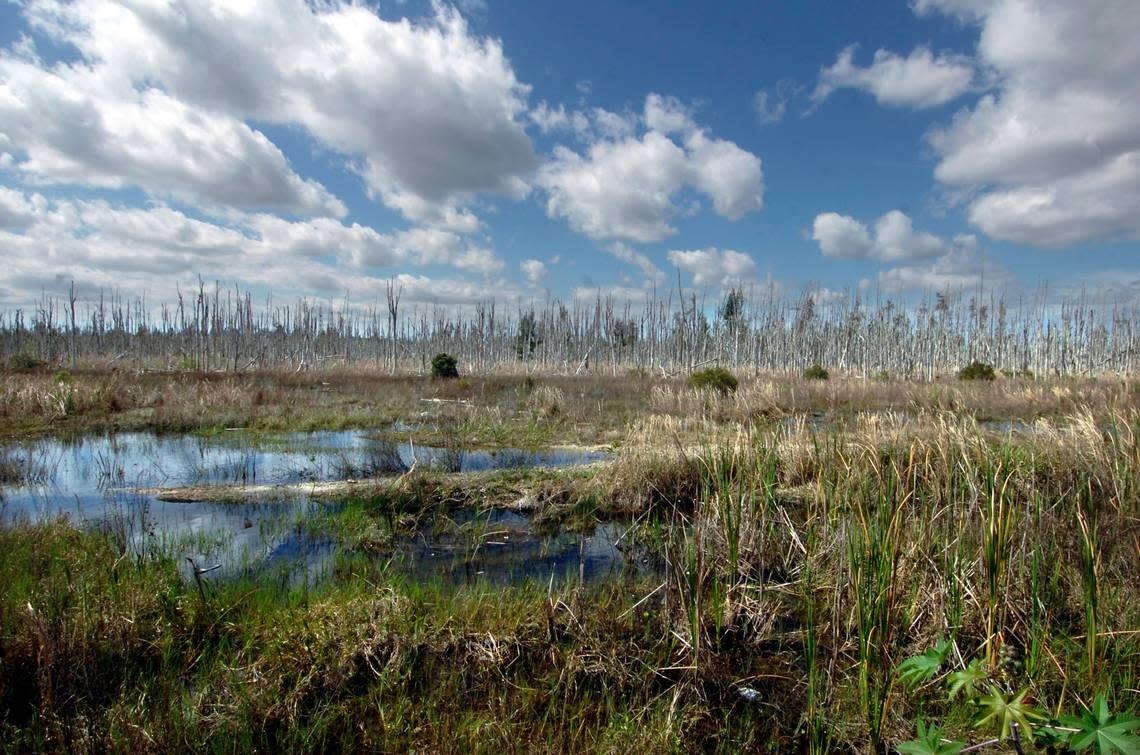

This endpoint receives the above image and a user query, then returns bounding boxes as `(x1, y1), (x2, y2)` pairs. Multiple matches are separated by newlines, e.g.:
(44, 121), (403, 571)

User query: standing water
(0, 430), (625, 588)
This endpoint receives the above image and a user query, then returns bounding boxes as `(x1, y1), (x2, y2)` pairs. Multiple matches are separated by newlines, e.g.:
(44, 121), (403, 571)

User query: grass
(0, 521), (803, 753)
(1, 369), (1138, 752)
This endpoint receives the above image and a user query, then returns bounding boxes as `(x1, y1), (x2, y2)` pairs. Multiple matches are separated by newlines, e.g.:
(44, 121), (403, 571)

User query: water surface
(0, 430), (619, 589)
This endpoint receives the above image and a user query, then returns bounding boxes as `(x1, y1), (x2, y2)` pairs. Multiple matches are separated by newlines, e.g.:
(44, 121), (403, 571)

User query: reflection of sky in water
(0, 430), (608, 520)
(0, 431), (617, 589)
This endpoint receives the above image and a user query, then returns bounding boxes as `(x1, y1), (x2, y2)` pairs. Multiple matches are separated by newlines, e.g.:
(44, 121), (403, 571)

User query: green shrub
(689, 367), (738, 394)
(871, 370), (891, 383)
(431, 352), (459, 379)
(958, 361), (996, 381)
(54, 369), (73, 383)
(803, 364), (830, 381)
(7, 352), (44, 372)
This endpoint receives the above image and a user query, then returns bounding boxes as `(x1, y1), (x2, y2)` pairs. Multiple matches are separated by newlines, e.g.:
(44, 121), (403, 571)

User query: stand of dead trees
(2, 279), (1138, 377)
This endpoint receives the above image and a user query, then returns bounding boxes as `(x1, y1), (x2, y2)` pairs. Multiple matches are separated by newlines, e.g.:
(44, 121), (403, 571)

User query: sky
(0, 0), (1139, 311)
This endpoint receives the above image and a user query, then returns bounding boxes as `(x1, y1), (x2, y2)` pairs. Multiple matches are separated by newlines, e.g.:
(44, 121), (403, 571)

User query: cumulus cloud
(0, 186), (46, 229)
(393, 227), (504, 274)
(813, 45), (975, 108)
(0, 186), (511, 305)
(530, 102), (591, 137)
(12, 0), (537, 225)
(520, 259), (547, 285)
(918, 0), (1140, 246)
(667, 248), (756, 288)
(539, 134), (689, 243)
(538, 94), (763, 243)
(0, 56), (344, 217)
(812, 210), (948, 261)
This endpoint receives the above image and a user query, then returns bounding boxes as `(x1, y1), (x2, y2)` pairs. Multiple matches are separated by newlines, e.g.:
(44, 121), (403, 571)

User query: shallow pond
(0, 430), (622, 588)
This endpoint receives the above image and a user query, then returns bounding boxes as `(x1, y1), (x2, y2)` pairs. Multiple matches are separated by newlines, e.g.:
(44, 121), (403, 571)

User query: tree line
(1, 279), (1137, 377)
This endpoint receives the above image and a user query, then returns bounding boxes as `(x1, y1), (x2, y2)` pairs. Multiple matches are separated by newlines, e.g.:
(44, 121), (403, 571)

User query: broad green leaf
(973, 684), (1039, 740)
(897, 720), (966, 755)
(947, 658), (986, 701)
(1057, 695), (1140, 754)
(898, 638), (953, 689)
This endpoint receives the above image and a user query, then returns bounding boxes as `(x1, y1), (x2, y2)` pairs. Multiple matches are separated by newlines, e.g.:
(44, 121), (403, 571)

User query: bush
(803, 364), (830, 381)
(431, 352), (459, 379)
(7, 352), (44, 372)
(689, 367), (738, 394)
(871, 370), (891, 383)
(958, 361), (996, 381)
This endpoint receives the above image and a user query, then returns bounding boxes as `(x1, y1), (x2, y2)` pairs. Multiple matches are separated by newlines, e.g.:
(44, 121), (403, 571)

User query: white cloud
(812, 212), (874, 258)
(570, 285), (656, 304)
(393, 227), (504, 274)
(539, 134), (689, 243)
(870, 244), (1011, 294)
(520, 259), (547, 284)
(667, 248), (756, 288)
(918, 0), (1140, 246)
(608, 243), (666, 285)
(812, 210), (947, 261)
(686, 131), (764, 220)
(0, 56), (344, 217)
(753, 80), (799, 125)
(14, 1), (537, 226)
(537, 94), (763, 243)
(644, 93), (696, 135)
(873, 211), (948, 261)
(0, 186), (512, 306)
(530, 102), (591, 137)
(0, 186), (46, 229)
(813, 45), (975, 108)
(591, 108), (639, 141)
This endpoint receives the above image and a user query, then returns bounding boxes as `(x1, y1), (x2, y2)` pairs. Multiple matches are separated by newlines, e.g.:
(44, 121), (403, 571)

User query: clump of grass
(689, 367), (738, 394)
(958, 361), (996, 381)
(803, 364), (830, 380)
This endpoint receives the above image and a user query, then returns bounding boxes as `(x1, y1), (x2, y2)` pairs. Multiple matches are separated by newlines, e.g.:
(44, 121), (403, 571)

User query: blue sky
(0, 0), (1138, 309)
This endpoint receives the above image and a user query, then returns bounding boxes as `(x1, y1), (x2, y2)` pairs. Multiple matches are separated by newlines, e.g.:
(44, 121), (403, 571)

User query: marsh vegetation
(1, 366), (1137, 752)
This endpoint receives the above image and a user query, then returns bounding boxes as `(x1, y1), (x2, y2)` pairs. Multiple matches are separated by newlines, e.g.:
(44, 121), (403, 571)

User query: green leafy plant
(897, 720), (966, 755)
(803, 364), (830, 380)
(957, 361), (996, 381)
(947, 659), (987, 701)
(430, 352), (459, 379)
(898, 638), (953, 689)
(1055, 695), (1140, 754)
(974, 684), (1039, 740)
(689, 367), (737, 394)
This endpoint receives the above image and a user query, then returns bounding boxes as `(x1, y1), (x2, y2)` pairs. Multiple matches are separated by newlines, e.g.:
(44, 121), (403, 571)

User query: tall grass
(2, 401), (1138, 752)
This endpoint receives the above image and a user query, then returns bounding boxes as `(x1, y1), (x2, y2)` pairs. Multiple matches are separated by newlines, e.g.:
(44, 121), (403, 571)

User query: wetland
(0, 368), (1137, 753)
